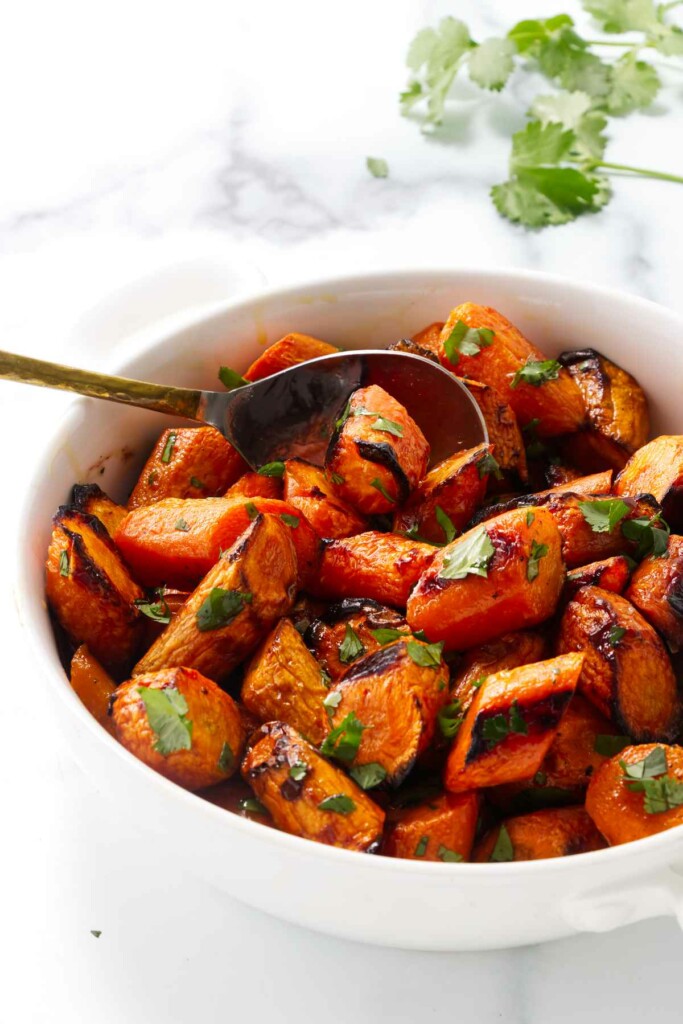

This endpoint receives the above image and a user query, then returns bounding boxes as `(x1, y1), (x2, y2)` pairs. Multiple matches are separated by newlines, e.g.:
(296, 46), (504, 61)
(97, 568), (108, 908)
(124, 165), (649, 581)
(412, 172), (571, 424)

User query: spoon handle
(0, 349), (204, 420)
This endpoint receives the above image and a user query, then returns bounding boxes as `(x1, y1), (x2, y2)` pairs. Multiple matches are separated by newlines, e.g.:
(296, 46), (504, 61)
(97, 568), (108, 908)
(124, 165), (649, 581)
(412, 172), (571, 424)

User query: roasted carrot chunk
(559, 348), (650, 472)
(69, 644), (117, 733)
(133, 514), (297, 683)
(241, 618), (330, 746)
(46, 507), (145, 677)
(393, 444), (492, 544)
(407, 506), (564, 650)
(547, 470), (613, 496)
(71, 483), (127, 536)
(451, 630), (548, 716)
(315, 531), (435, 608)
(244, 333), (338, 382)
(384, 791), (479, 862)
(326, 639), (449, 787)
(283, 459), (367, 539)
(444, 653), (583, 793)
(113, 666), (245, 791)
(224, 471), (283, 501)
(438, 303), (586, 437)
(626, 535), (683, 649)
(115, 496), (319, 589)
(491, 694), (621, 812)
(326, 386), (430, 515)
(556, 586), (680, 741)
(615, 435), (683, 531)
(475, 490), (660, 569)
(564, 555), (633, 601)
(410, 321), (445, 356)
(241, 722), (385, 851)
(306, 598), (409, 681)
(586, 743), (683, 845)
(128, 426), (247, 509)
(473, 806), (606, 862)
(462, 379), (528, 487)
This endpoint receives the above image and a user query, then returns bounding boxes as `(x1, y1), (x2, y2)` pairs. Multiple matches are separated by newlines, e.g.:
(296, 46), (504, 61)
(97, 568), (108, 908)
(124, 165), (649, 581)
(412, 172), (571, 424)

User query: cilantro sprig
(400, 6), (683, 229)
(620, 747), (683, 814)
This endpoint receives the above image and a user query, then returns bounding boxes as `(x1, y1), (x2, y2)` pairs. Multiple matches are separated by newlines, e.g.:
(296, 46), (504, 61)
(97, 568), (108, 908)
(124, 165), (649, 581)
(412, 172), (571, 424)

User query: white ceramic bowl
(17, 268), (683, 951)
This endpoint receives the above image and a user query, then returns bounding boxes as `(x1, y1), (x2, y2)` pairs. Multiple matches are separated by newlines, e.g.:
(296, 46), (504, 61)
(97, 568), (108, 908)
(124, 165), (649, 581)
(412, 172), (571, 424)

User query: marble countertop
(4, 0), (683, 1020)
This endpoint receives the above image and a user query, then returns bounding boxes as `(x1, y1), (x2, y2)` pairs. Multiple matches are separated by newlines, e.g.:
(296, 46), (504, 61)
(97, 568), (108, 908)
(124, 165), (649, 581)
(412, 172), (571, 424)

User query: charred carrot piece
(615, 435), (683, 531)
(462, 380), (529, 488)
(384, 791), (479, 862)
(224, 471), (283, 501)
(242, 618), (330, 746)
(306, 598), (409, 681)
(46, 507), (145, 677)
(241, 722), (385, 851)
(133, 514), (297, 683)
(438, 303), (586, 437)
(626, 535), (683, 649)
(326, 385), (430, 515)
(444, 653), (584, 793)
(244, 333), (338, 382)
(128, 426), (247, 509)
(71, 483), (127, 536)
(113, 666), (245, 791)
(407, 507), (564, 650)
(451, 630), (548, 717)
(314, 531), (436, 608)
(115, 496), (320, 589)
(473, 806), (606, 862)
(556, 586), (680, 742)
(393, 444), (492, 544)
(326, 638), (449, 787)
(69, 645), (117, 734)
(559, 348), (649, 472)
(283, 459), (367, 539)
(564, 555), (633, 601)
(586, 743), (683, 845)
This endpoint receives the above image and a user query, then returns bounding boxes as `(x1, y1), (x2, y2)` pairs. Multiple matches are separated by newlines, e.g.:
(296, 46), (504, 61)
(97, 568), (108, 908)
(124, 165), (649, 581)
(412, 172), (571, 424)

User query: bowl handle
(64, 243), (265, 360)
(562, 867), (683, 933)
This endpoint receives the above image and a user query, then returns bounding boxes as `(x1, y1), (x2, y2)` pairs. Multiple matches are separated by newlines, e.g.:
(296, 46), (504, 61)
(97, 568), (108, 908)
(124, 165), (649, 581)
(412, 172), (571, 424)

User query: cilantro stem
(592, 161), (683, 185)
(583, 39), (642, 47)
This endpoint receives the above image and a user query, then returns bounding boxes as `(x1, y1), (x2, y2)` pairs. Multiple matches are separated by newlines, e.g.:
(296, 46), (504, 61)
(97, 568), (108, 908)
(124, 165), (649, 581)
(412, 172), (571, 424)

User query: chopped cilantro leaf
(175, 518), (190, 532)
(318, 794), (356, 815)
(218, 366), (249, 390)
(322, 690), (342, 720)
(527, 539), (549, 581)
(437, 844), (463, 862)
(257, 461), (285, 478)
(195, 588), (252, 632)
(370, 627), (405, 645)
(372, 416), (403, 437)
(280, 513), (300, 528)
(190, 476), (205, 489)
(245, 501), (259, 520)
(160, 432), (177, 463)
(240, 797), (268, 815)
(435, 505), (457, 543)
(289, 761), (308, 782)
(59, 550), (69, 577)
(370, 478), (396, 504)
(443, 320), (495, 366)
(511, 357), (561, 388)
(608, 625), (627, 646)
(438, 700), (463, 739)
(350, 763), (387, 789)
(482, 700), (528, 749)
(320, 711), (367, 763)
(367, 156), (389, 178)
(134, 591), (172, 624)
(137, 685), (193, 755)
(490, 823), (515, 862)
(90, 930), (102, 938)
(414, 835), (429, 857)
(477, 452), (503, 480)
(406, 640), (444, 668)
(339, 623), (365, 664)
(578, 497), (630, 533)
(217, 742), (235, 774)
(621, 515), (670, 559)
(439, 527), (495, 580)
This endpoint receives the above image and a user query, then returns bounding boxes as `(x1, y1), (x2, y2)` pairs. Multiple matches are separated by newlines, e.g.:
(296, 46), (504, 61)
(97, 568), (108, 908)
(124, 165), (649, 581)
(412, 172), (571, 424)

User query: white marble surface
(3, 0), (683, 1020)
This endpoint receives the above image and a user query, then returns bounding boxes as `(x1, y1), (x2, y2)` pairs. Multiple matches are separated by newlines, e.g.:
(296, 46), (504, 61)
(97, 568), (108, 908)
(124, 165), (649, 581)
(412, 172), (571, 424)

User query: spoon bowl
(0, 347), (486, 468)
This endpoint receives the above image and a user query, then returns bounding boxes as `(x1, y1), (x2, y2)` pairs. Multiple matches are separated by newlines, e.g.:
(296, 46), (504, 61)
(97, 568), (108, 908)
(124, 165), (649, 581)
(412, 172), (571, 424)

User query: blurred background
(3, 1), (683, 1021)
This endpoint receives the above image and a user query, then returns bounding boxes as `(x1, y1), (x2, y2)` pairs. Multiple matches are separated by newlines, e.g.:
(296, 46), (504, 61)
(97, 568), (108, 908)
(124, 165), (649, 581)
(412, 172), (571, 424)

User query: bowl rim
(18, 263), (683, 879)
